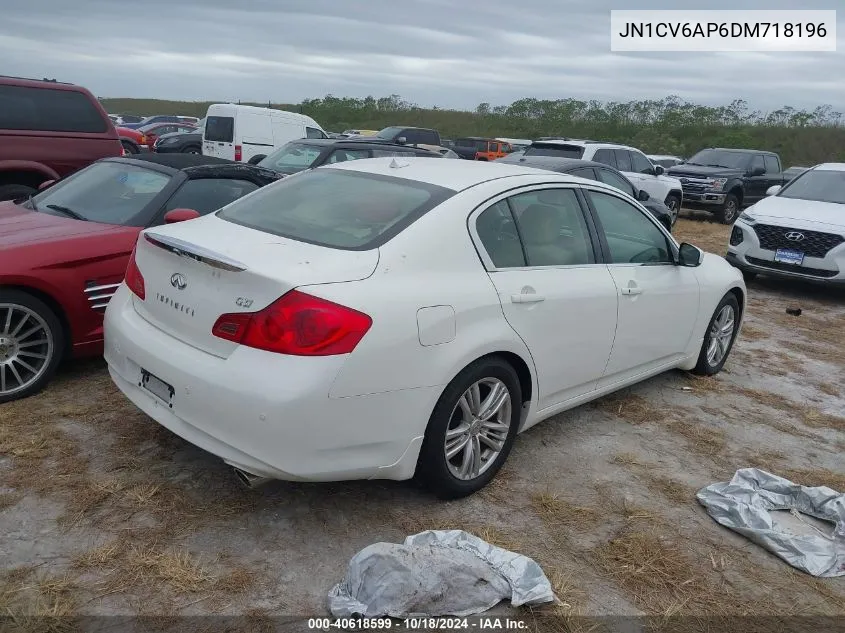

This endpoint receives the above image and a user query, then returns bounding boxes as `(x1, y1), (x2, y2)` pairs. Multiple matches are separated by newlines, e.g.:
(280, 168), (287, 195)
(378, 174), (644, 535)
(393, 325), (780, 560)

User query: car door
(763, 154), (783, 190)
(593, 148), (617, 169)
(471, 187), (619, 410)
(628, 150), (669, 201)
(744, 154), (769, 204)
(583, 187), (700, 385)
(566, 166), (599, 181)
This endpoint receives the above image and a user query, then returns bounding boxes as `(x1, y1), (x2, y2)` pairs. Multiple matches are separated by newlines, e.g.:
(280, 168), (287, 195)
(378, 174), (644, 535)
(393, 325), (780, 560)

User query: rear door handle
(511, 294), (545, 303)
(620, 287), (643, 296)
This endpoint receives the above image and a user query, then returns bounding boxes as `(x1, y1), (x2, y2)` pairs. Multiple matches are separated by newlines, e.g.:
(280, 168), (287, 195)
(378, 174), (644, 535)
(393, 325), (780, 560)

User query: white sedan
(104, 158), (746, 498)
(727, 163), (845, 285)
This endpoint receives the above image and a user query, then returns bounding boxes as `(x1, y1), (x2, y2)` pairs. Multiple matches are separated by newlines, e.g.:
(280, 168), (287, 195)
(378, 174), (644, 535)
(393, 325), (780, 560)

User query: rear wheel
(416, 357), (521, 499)
(0, 290), (64, 403)
(0, 184), (37, 202)
(183, 145), (201, 155)
(692, 293), (740, 376)
(717, 194), (740, 224)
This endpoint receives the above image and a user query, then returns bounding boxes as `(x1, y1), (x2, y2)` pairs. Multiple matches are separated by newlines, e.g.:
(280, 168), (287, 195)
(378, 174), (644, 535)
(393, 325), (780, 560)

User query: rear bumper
(103, 284), (434, 482)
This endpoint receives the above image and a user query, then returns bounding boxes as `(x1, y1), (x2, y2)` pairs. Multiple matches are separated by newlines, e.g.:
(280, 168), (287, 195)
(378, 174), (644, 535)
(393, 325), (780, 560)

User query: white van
(202, 104), (327, 163)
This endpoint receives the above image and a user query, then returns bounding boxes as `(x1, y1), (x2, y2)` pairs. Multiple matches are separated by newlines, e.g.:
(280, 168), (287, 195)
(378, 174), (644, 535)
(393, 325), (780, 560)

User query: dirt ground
(2, 212), (844, 632)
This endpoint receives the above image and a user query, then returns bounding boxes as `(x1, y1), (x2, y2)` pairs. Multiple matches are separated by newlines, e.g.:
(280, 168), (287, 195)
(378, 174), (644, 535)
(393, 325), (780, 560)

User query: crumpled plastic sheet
(697, 468), (845, 577)
(327, 529), (555, 618)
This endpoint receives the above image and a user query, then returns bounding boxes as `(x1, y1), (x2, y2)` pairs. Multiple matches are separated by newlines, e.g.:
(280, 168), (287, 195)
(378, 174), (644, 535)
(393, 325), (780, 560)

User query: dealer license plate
(774, 248), (804, 266)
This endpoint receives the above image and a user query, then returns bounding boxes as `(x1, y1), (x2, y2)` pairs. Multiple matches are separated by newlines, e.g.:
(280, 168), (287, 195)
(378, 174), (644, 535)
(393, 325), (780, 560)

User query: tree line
(101, 94), (845, 167)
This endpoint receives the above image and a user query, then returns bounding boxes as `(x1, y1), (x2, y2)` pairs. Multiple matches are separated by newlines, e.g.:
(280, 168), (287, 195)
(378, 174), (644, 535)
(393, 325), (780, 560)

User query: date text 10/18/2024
(307, 617), (529, 630)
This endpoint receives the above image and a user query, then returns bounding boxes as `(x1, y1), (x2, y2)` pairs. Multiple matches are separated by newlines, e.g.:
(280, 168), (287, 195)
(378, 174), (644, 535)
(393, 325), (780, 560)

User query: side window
(510, 188), (595, 267)
(400, 129), (418, 144)
(0, 85), (108, 133)
(749, 155), (765, 173)
(305, 127), (325, 139)
(593, 149), (617, 168)
(596, 169), (637, 197)
(163, 178), (259, 217)
(327, 149), (371, 163)
(475, 201), (526, 268)
(763, 155), (780, 174)
(489, 142), (499, 153)
(588, 190), (672, 264)
(629, 151), (654, 174)
(419, 130), (439, 145)
(614, 150), (633, 172)
(567, 167), (597, 180)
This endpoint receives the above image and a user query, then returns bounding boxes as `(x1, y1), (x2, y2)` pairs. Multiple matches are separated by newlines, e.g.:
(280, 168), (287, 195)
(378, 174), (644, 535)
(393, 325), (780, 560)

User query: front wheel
(717, 194), (740, 224)
(0, 290), (65, 403)
(664, 194), (681, 226)
(416, 357), (522, 499)
(692, 293), (740, 376)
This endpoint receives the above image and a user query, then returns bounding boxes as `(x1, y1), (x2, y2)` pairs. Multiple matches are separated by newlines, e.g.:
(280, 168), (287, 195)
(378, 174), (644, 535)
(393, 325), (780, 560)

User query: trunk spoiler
(143, 232), (247, 272)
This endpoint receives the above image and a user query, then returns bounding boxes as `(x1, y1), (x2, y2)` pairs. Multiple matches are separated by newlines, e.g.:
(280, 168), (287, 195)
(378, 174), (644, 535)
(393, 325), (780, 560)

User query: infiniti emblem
(784, 231), (805, 242)
(170, 273), (187, 290)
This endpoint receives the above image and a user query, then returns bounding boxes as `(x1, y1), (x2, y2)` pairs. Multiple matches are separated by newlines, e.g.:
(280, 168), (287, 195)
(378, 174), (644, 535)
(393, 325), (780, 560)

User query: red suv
(0, 76), (122, 201)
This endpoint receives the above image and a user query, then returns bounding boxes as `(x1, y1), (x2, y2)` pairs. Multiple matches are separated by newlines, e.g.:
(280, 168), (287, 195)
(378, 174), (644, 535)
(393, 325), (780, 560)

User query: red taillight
(234, 145), (242, 162)
(212, 290), (371, 356)
(139, 134), (147, 144)
(125, 243), (145, 300)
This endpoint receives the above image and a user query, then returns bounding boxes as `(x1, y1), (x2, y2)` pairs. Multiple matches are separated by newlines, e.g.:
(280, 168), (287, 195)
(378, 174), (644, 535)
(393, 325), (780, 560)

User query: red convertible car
(0, 153), (279, 402)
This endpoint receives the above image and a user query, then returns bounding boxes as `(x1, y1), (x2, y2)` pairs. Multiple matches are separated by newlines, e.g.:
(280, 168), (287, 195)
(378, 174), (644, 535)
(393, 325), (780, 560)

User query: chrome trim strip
(87, 293), (115, 302)
(144, 233), (247, 272)
(85, 283), (121, 293)
(91, 302), (111, 309)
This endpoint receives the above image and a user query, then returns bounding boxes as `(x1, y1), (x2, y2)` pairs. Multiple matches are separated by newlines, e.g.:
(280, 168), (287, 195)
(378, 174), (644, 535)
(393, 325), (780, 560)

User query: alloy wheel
(443, 378), (512, 481)
(0, 304), (54, 397)
(706, 304), (735, 367)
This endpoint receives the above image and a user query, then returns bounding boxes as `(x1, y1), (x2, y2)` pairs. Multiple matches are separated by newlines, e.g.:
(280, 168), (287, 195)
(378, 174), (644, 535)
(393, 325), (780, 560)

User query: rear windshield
(217, 168), (455, 250)
(0, 84), (108, 133)
(205, 116), (234, 142)
(257, 142), (323, 174)
(524, 143), (585, 159)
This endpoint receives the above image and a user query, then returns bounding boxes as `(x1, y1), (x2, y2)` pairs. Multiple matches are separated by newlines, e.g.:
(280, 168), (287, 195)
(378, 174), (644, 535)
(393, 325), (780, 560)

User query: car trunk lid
(131, 216), (379, 358)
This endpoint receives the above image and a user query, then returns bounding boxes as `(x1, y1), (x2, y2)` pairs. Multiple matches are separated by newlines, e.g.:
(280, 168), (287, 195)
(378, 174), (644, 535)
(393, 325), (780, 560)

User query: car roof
(812, 163), (845, 171)
(501, 155), (612, 171)
(533, 139), (626, 149)
(707, 147), (777, 155)
(282, 138), (436, 152)
(114, 153), (236, 171)
(322, 156), (584, 190)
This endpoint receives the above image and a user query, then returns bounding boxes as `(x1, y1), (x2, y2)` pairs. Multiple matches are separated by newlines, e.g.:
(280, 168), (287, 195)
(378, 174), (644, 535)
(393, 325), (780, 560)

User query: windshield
(256, 142), (323, 174)
(778, 169), (845, 205)
(454, 138), (487, 150)
(376, 126), (404, 140)
(685, 150), (749, 169)
(26, 161), (171, 225)
(217, 169), (454, 250)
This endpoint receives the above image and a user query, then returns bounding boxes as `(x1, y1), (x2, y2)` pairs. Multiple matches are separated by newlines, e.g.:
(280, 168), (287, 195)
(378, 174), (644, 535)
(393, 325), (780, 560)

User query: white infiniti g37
(104, 158), (746, 498)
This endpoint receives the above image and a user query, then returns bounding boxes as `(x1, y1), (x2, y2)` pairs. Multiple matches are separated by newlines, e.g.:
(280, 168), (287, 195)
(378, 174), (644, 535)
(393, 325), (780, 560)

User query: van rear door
(203, 113), (235, 160)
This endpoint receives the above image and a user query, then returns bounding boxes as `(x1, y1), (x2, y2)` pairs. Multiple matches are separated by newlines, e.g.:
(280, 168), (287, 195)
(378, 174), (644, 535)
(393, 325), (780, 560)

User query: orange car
(452, 137), (515, 161)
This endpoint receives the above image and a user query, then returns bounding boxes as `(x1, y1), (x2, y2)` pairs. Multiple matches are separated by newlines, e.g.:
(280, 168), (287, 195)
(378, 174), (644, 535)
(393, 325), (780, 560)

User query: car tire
(0, 289), (65, 403)
(717, 194), (740, 224)
(664, 194), (681, 226)
(691, 293), (740, 377)
(183, 146), (201, 155)
(0, 184), (37, 202)
(121, 141), (138, 155)
(416, 356), (522, 499)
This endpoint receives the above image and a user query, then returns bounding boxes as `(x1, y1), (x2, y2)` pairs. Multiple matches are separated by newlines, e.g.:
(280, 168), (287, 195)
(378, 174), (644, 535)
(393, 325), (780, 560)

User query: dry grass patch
(593, 391), (661, 425)
(664, 418), (727, 457)
(683, 374), (728, 394)
(642, 475), (694, 504)
(0, 492), (22, 511)
(212, 566), (258, 594)
(817, 382), (841, 397)
(531, 492), (602, 530)
(737, 323), (768, 341)
(610, 452), (653, 468)
(125, 546), (213, 594)
(673, 217), (730, 254)
(71, 540), (125, 570)
(780, 468), (845, 492)
(734, 387), (845, 431)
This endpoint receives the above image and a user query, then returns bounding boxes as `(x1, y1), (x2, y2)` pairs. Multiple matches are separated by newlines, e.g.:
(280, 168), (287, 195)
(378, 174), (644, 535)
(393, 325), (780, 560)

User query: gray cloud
(1, 0), (842, 111)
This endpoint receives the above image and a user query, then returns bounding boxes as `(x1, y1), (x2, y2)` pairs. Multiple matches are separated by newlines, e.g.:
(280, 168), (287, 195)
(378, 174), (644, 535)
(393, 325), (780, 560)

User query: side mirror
(164, 208), (200, 223)
(396, 136), (407, 145)
(766, 185), (781, 196)
(749, 166), (765, 177)
(677, 242), (703, 267)
(637, 189), (650, 202)
(654, 164), (665, 175)
(247, 154), (266, 165)
(38, 180), (56, 190)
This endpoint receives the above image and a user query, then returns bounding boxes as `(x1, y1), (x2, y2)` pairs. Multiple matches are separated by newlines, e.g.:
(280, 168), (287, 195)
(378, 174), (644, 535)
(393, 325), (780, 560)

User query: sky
(1, 0), (842, 112)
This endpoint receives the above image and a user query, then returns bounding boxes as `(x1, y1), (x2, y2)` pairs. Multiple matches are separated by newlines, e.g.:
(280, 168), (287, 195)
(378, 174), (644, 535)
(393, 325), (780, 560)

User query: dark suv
(373, 126), (441, 146)
(0, 76), (122, 201)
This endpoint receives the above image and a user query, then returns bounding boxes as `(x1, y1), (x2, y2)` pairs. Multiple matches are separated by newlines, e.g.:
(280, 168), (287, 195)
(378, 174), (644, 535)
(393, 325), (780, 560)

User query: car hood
(0, 202), (126, 247)
(667, 165), (745, 179)
(745, 196), (845, 230)
(656, 174), (682, 187)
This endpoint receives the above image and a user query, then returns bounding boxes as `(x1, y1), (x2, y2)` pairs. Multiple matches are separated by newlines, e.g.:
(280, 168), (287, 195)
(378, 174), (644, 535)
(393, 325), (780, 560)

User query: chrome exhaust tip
(233, 467), (272, 489)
